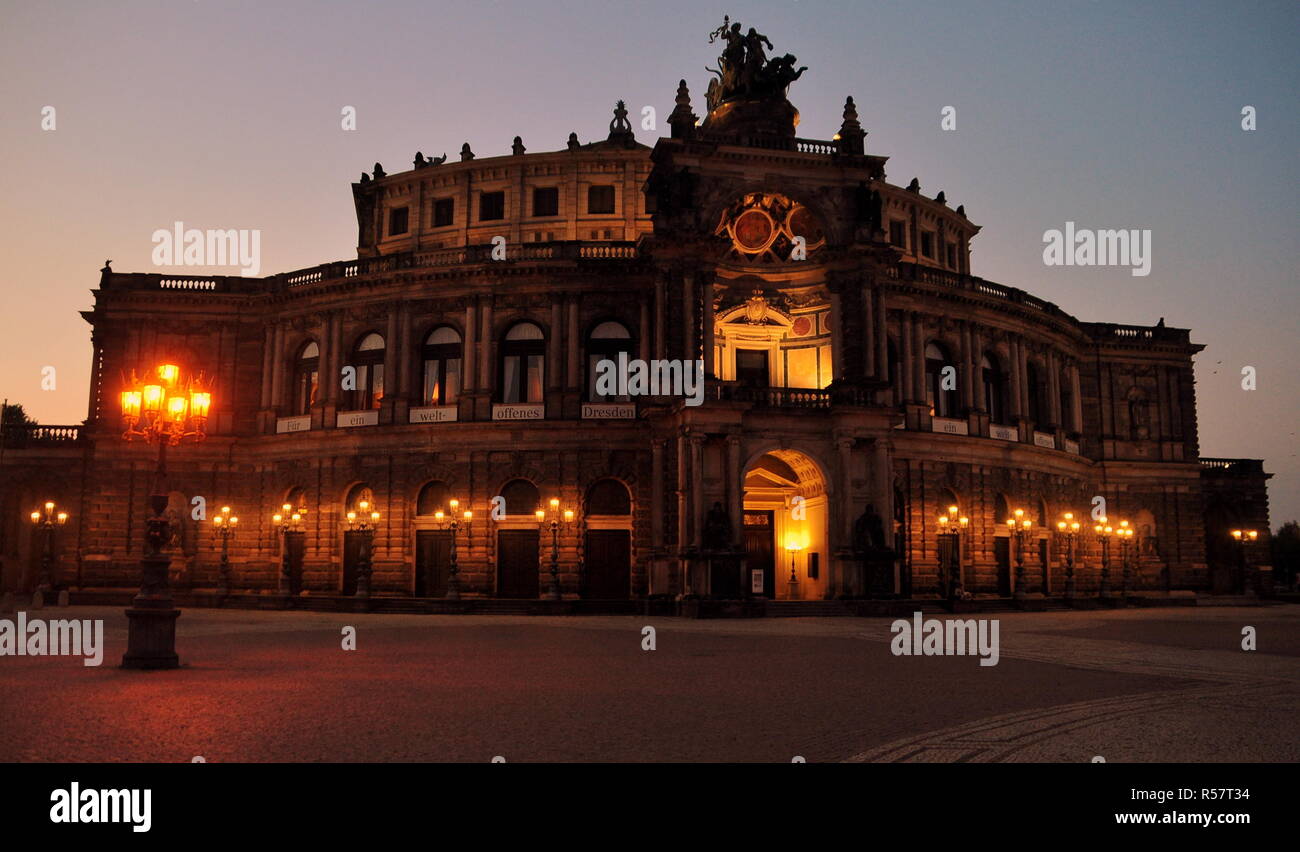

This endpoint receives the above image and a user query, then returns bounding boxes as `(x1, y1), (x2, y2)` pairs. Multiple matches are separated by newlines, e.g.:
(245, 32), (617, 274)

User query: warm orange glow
(370, 511), (380, 522)
(434, 510), (445, 521)
(56, 512), (68, 524)
(959, 516), (969, 528)
(1014, 508), (1024, 518)
(272, 513), (283, 524)
(30, 511), (40, 523)
(230, 516), (238, 525)
(121, 390), (142, 418)
(214, 515), (224, 525)
(535, 510), (546, 522)
(1248, 530), (1259, 541)
(1006, 518), (1015, 528)
(463, 510), (472, 521)
(784, 534), (805, 552)
(290, 513), (301, 523)
(938, 515), (949, 526)
(166, 395), (188, 423)
(282, 503), (292, 513)
(1057, 521), (1066, 531)
(1021, 520), (1032, 530)
(563, 509), (574, 523)
(189, 391), (211, 419)
(221, 506), (231, 515)
(358, 500), (370, 512)
(44, 501), (54, 511)
(449, 499), (459, 511)
(157, 364), (180, 386)
(549, 497), (560, 511)
(947, 504), (958, 515)
(346, 511), (357, 522)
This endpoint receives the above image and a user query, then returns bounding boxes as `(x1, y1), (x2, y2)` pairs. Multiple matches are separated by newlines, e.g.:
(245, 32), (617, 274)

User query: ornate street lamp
(1117, 520), (1135, 595)
(937, 504), (969, 599)
(29, 501), (69, 594)
(272, 503), (307, 595)
(784, 533), (806, 599)
(210, 505), (239, 595)
(433, 499), (472, 600)
(119, 362), (211, 669)
(345, 500), (380, 599)
(1055, 512), (1081, 599)
(536, 498), (573, 601)
(1005, 508), (1033, 600)
(1094, 519), (1114, 597)
(1231, 528), (1258, 594)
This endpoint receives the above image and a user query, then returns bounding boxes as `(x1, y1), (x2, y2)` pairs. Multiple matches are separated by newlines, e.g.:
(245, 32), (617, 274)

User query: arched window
(1026, 360), (1045, 425)
(500, 322), (545, 403)
(1059, 366), (1073, 431)
(416, 480), (449, 516)
(1036, 498), (1049, 529)
(887, 339), (900, 406)
(349, 333), (385, 411)
(586, 321), (633, 402)
(939, 488), (960, 516)
(499, 479), (540, 516)
(585, 479), (631, 515)
(421, 327), (462, 406)
(982, 353), (1006, 424)
(924, 342), (958, 418)
(293, 341), (320, 415)
(995, 494), (1011, 528)
(284, 486), (308, 513)
(345, 483), (374, 514)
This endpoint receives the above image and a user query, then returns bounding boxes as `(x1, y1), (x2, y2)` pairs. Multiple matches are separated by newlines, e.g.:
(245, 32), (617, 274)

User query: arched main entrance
(742, 450), (829, 600)
(583, 479), (632, 599)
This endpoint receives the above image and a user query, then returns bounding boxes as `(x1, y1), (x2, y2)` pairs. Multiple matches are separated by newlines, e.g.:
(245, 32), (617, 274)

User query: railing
(1199, 457), (1265, 474)
(1, 424), (84, 448)
(713, 385), (832, 408)
(694, 130), (842, 156)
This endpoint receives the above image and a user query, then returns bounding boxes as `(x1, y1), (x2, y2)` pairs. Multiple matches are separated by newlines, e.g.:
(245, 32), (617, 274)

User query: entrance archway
(742, 449), (829, 600)
(583, 479), (632, 599)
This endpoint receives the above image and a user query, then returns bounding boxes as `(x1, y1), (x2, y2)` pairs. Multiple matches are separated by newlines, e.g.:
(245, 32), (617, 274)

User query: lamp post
(1117, 520), (1135, 596)
(433, 499), (472, 600)
(1005, 508), (1033, 600)
(536, 498), (573, 601)
(119, 362), (210, 669)
(210, 505), (238, 596)
(1094, 519), (1114, 597)
(1230, 528), (1258, 594)
(345, 500), (380, 599)
(29, 501), (69, 595)
(784, 534), (805, 599)
(937, 505), (969, 599)
(1055, 512), (1081, 599)
(272, 503), (306, 595)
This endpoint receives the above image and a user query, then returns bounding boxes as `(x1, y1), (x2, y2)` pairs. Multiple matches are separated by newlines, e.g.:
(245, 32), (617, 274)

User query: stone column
(654, 274), (666, 361)
(912, 313), (927, 403)
(1069, 362), (1083, 432)
(900, 313), (914, 403)
(973, 328), (986, 410)
(477, 296), (493, 392)
(703, 282), (716, 378)
(727, 436), (743, 548)
(861, 285), (876, 379)
(875, 291), (888, 384)
(548, 297), (563, 391)
(829, 289), (844, 383)
(462, 301), (477, 393)
(1048, 351), (1061, 428)
(690, 434), (705, 549)
(1008, 337), (1022, 420)
(566, 297), (580, 389)
(681, 271), (696, 362)
(384, 308), (399, 413)
(960, 322), (974, 411)
(651, 439), (665, 544)
(639, 295), (650, 363)
(260, 325), (274, 409)
(675, 430), (690, 593)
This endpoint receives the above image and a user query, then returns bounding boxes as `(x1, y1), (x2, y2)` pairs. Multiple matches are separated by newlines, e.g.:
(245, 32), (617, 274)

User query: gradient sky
(2, 0), (1297, 525)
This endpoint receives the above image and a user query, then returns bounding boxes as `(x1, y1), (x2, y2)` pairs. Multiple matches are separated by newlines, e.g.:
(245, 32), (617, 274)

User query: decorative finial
(567, 132), (580, 151)
(907, 177), (920, 193)
(414, 151), (425, 168)
(956, 204), (966, 217)
(935, 190), (946, 205)
(459, 143), (475, 162)
(372, 162), (386, 180)
(608, 100), (634, 146)
(837, 95), (865, 155)
(512, 136), (525, 156)
(360, 172), (370, 183)
(669, 79), (698, 140)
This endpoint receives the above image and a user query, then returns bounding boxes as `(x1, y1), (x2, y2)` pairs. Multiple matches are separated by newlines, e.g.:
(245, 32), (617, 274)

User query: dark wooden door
(584, 529), (630, 599)
(342, 530), (363, 596)
(1038, 538), (1050, 594)
(743, 511), (775, 597)
(736, 349), (770, 388)
(415, 530), (451, 597)
(995, 537), (1011, 596)
(285, 530), (306, 595)
(497, 529), (539, 598)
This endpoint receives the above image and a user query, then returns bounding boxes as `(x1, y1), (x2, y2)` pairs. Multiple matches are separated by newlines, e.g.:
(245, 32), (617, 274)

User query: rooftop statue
(705, 16), (807, 112)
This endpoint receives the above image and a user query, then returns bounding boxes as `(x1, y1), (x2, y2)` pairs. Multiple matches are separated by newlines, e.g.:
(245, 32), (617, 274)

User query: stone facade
(0, 51), (1272, 601)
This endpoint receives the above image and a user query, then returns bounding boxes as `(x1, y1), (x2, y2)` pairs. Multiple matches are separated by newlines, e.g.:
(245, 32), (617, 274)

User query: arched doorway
(742, 450), (828, 600)
(341, 483), (374, 595)
(583, 479), (632, 599)
(496, 478), (540, 598)
(414, 480), (452, 597)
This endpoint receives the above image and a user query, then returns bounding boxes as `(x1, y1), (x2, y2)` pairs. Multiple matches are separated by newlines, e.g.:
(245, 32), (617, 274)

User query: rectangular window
(809, 552), (820, 580)
(423, 358), (461, 405)
(502, 355), (545, 403)
(920, 231), (935, 258)
(532, 187), (559, 217)
(946, 244), (958, 268)
(587, 185), (615, 215)
(388, 207), (409, 236)
(889, 219), (906, 247)
(736, 349), (769, 388)
(433, 198), (455, 228)
(479, 191), (505, 221)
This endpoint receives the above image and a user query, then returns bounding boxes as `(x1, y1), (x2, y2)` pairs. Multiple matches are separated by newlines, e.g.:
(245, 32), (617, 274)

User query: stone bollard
(57, 590), (70, 607)
(31, 590), (45, 610)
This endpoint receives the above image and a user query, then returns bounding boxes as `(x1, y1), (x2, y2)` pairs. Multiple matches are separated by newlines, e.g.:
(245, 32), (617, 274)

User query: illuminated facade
(0, 34), (1273, 604)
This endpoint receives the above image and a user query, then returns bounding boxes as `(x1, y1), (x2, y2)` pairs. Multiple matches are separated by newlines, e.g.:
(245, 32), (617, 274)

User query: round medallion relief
(733, 209), (775, 252)
(792, 316), (813, 337)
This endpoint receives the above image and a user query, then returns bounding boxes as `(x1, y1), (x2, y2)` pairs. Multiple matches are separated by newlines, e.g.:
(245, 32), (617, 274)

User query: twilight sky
(1, 0), (1297, 525)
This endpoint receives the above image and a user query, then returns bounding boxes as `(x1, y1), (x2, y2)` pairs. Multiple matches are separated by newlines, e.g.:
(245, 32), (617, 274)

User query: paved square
(1, 605), (1295, 762)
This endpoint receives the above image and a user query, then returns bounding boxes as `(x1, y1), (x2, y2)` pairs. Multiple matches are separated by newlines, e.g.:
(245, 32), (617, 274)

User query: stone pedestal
(122, 553), (181, 670)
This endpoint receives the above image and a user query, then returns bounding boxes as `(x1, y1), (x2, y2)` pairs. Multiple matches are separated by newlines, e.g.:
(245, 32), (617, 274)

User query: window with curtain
(500, 322), (545, 403)
(421, 326), (462, 406)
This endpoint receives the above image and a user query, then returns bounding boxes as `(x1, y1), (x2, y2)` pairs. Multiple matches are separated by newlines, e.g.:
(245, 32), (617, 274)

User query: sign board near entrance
(751, 569), (765, 594)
